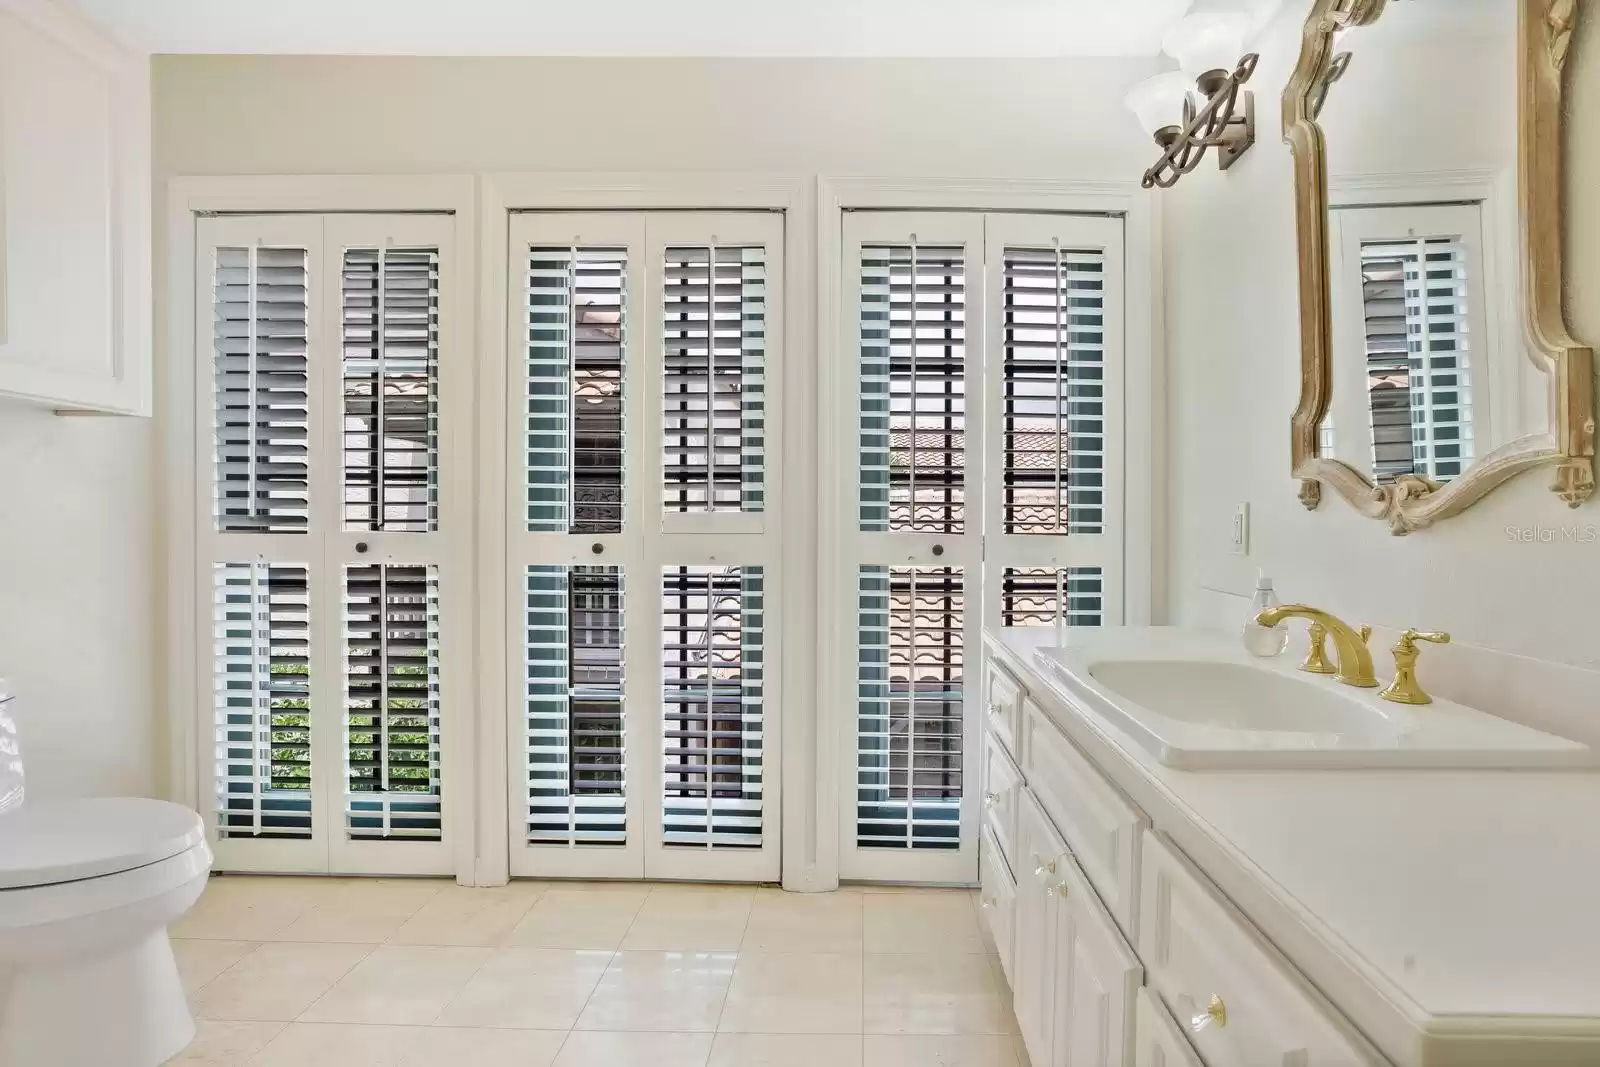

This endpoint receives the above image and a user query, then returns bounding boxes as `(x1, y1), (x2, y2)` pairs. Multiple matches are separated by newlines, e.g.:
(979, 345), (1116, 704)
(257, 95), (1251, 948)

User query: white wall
(1166, 3), (1600, 669)
(0, 400), (159, 798)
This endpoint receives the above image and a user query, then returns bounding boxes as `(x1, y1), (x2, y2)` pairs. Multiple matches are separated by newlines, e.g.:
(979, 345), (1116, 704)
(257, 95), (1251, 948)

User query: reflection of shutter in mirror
(213, 562), (312, 838)
(856, 566), (964, 850)
(860, 245), (967, 534)
(527, 248), (628, 534)
(1360, 237), (1473, 483)
(213, 246), (310, 532)
(341, 248), (440, 532)
(344, 564), (442, 841)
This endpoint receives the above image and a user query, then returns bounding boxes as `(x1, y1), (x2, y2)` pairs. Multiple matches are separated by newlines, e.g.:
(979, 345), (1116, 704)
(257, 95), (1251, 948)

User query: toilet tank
(0, 679), (21, 814)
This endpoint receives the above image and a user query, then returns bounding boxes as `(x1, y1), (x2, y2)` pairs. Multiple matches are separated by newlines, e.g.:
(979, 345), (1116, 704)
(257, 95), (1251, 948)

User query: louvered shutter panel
(660, 566), (764, 848)
(212, 562), (313, 837)
(856, 565), (965, 850)
(524, 564), (627, 845)
(341, 248), (440, 531)
(1359, 237), (1474, 482)
(1001, 247), (1106, 536)
(213, 246), (311, 532)
(859, 243), (968, 534)
(344, 564), (442, 839)
(526, 248), (628, 534)
(661, 246), (766, 515)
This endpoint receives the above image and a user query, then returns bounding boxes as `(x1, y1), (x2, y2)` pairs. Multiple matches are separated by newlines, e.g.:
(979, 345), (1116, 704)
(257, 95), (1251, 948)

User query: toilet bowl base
(0, 929), (194, 1067)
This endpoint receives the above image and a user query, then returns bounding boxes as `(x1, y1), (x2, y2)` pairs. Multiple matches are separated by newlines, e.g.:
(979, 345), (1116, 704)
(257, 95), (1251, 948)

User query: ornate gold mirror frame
(1284, 0), (1595, 533)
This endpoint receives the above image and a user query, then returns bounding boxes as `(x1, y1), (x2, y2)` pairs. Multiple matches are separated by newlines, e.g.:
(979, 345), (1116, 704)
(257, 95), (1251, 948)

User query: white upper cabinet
(0, 0), (150, 414)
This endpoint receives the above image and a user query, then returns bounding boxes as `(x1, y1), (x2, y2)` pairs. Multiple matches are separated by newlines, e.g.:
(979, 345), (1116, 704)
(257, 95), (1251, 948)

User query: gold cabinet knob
(1189, 994), (1227, 1033)
(1032, 856), (1057, 877)
(1046, 882), (1070, 898)
(983, 791), (999, 807)
(987, 702), (1002, 717)
(978, 896), (995, 910)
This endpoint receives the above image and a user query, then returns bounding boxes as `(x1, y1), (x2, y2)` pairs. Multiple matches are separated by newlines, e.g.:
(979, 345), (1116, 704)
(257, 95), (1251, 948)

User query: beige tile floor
(163, 876), (1030, 1067)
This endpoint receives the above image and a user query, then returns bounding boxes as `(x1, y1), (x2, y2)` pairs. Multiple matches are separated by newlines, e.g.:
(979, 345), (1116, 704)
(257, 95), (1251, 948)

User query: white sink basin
(1032, 633), (1593, 770)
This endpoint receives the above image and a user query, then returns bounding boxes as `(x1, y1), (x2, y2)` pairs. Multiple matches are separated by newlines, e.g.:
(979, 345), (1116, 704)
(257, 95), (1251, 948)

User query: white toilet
(0, 681), (213, 1067)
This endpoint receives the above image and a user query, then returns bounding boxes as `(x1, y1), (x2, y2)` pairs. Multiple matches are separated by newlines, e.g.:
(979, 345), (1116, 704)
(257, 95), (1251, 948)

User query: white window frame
(814, 178), (1159, 889)
(164, 176), (480, 880)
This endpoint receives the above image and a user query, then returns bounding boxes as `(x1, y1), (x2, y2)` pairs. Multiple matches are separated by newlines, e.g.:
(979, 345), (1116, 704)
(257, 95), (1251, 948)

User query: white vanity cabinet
(982, 652), (1389, 1067)
(0, 0), (151, 414)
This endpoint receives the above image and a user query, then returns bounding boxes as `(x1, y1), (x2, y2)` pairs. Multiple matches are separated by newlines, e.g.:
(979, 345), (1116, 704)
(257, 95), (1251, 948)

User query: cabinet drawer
(980, 826), (1017, 986)
(985, 661), (1023, 760)
(1025, 700), (1147, 939)
(1138, 833), (1384, 1067)
(1134, 987), (1206, 1067)
(983, 734), (1024, 876)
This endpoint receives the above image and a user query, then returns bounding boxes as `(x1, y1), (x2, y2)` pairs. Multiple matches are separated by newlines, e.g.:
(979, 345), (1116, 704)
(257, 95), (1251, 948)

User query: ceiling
(71, 0), (1216, 57)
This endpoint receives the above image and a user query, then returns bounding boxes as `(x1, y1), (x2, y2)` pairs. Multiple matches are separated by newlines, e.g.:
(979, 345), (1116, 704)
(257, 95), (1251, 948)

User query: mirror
(1284, 0), (1594, 533)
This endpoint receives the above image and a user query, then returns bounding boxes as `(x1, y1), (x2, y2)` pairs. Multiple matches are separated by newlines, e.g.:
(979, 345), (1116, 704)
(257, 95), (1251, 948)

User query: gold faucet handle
(1358, 625), (1372, 645)
(1381, 630), (1451, 705)
(1399, 629), (1450, 650)
(1301, 622), (1336, 674)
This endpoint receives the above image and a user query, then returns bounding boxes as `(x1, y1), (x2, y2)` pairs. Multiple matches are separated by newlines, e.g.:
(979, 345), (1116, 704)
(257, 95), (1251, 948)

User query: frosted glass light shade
(1162, 11), (1252, 79)
(1124, 71), (1193, 138)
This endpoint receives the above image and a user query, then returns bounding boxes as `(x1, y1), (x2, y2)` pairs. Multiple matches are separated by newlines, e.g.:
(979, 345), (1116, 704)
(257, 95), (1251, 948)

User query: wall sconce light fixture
(1127, 12), (1260, 189)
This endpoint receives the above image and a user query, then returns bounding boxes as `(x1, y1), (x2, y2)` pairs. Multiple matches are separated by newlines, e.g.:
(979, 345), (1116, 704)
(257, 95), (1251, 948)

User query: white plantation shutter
(859, 243), (968, 534)
(660, 565), (765, 848)
(526, 247), (628, 534)
(855, 565), (965, 851)
(661, 246), (767, 518)
(524, 564), (628, 846)
(341, 248), (440, 531)
(213, 245), (311, 533)
(197, 213), (460, 876)
(343, 563), (442, 839)
(212, 562), (313, 837)
(509, 212), (782, 882)
(839, 212), (1123, 883)
(1359, 237), (1475, 482)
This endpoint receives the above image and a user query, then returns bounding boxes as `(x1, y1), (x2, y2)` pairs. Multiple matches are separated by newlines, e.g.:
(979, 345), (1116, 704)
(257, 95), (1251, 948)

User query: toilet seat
(0, 798), (205, 890)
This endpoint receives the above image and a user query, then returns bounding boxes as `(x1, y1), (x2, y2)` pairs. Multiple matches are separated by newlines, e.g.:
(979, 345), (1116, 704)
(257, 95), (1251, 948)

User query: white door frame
(479, 174), (814, 886)
(812, 177), (1160, 890)
(163, 175), (479, 880)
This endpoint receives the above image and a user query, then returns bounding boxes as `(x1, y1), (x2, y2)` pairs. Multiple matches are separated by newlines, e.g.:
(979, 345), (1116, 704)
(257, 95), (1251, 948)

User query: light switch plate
(1231, 502), (1250, 556)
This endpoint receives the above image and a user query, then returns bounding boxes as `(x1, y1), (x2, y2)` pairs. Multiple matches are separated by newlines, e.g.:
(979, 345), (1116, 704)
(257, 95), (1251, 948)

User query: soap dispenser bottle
(1242, 571), (1288, 657)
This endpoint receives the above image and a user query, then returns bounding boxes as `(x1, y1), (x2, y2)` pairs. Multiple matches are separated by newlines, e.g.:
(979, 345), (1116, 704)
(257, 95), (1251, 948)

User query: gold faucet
(1254, 604), (1378, 688)
(1379, 630), (1452, 705)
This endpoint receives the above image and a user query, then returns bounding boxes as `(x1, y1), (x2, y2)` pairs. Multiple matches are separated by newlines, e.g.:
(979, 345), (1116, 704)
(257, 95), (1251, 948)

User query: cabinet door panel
(1013, 788), (1068, 1066)
(1052, 849), (1141, 1067)
(0, 0), (150, 414)
(1134, 988), (1205, 1067)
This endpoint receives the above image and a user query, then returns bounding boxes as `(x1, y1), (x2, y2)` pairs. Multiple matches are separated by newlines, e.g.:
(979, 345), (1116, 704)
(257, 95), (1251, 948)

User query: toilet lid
(0, 798), (205, 889)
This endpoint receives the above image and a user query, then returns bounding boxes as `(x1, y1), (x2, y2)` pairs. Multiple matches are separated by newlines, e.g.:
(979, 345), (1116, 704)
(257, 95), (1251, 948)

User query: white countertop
(986, 626), (1600, 1056)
